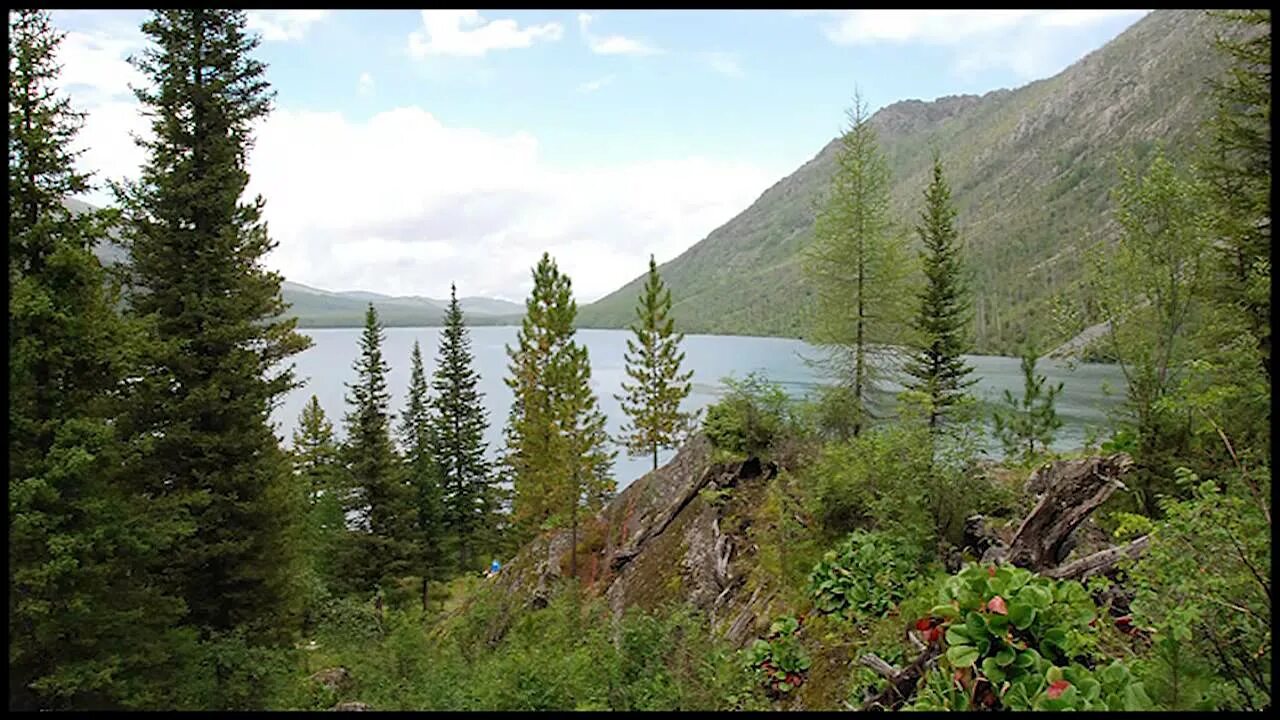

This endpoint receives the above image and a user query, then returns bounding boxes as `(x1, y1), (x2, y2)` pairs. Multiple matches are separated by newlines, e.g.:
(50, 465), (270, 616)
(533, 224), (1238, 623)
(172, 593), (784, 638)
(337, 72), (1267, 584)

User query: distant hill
(279, 280), (523, 328)
(71, 200), (523, 328)
(577, 10), (1230, 355)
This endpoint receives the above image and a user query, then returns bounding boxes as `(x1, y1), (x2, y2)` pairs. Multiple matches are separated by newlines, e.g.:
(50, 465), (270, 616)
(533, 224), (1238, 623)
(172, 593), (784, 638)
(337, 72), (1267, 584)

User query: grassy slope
(577, 10), (1225, 355)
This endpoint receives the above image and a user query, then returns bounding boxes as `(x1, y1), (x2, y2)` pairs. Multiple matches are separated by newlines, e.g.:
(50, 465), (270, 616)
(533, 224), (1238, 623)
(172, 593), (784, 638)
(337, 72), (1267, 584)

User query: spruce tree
(291, 396), (346, 598)
(430, 285), (493, 572)
(616, 255), (695, 471)
(1203, 10), (1270, 379)
(342, 304), (416, 594)
(903, 154), (977, 430)
(505, 253), (615, 552)
(112, 9), (311, 653)
(991, 347), (1063, 463)
(8, 10), (188, 708)
(399, 341), (447, 605)
(803, 91), (915, 438)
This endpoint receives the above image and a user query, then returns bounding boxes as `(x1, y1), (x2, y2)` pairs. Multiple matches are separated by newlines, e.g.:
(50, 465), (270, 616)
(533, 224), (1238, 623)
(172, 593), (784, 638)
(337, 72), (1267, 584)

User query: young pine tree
(291, 396), (347, 599)
(903, 154), (977, 431)
(505, 254), (616, 552)
(112, 9), (312, 653)
(803, 91), (915, 438)
(616, 255), (695, 471)
(342, 304), (416, 595)
(430, 285), (494, 572)
(398, 341), (447, 606)
(8, 10), (189, 709)
(991, 348), (1063, 464)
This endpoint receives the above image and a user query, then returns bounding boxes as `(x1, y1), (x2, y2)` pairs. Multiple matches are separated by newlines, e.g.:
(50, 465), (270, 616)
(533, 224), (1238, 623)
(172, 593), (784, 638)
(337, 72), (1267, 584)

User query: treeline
(8, 9), (696, 710)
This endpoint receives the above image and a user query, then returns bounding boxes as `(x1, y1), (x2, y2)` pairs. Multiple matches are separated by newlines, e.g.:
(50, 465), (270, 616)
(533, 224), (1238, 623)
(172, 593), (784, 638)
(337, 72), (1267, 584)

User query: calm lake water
(272, 327), (1127, 489)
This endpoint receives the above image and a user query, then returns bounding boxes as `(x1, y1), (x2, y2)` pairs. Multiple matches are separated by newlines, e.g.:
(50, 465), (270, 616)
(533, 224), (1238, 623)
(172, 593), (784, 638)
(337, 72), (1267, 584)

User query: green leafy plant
(745, 615), (811, 698)
(807, 530), (923, 620)
(906, 564), (1153, 711)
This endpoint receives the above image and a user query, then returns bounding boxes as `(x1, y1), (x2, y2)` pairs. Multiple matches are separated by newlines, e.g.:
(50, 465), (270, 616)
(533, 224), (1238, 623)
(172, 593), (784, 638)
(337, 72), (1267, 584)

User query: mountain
(577, 10), (1229, 355)
(279, 280), (523, 327)
(73, 201), (523, 328)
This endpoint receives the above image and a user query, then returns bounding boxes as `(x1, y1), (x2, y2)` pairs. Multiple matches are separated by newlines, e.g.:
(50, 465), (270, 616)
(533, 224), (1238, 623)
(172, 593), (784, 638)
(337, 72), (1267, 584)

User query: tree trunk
(1005, 453), (1134, 571)
(421, 575), (430, 613)
(652, 443), (659, 471)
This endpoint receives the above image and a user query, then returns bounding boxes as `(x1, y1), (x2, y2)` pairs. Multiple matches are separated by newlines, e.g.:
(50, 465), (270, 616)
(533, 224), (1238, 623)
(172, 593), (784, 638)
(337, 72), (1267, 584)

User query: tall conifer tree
(430, 285), (493, 571)
(617, 255), (695, 471)
(8, 10), (188, 709)
(803, 92), (915, 437)
(903, 154), (976, 430)
(342, 304), (416, 594)
(113, 9), (311, 653)
(399, 341), (447, 605)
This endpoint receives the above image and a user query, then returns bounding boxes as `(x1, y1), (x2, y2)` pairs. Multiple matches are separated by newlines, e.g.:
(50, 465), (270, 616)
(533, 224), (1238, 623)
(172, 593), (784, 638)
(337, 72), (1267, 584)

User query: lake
(272, 327), (1127, 489)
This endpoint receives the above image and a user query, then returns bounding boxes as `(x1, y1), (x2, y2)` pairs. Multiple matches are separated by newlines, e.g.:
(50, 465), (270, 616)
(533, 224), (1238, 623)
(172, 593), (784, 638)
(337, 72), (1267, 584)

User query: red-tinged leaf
(1047, 680), (1071, 700)
(916, 617), (934, 631)
(988, 565), (997, 577)
(925, 627), (942, 643)
(1115, 615), (1133, 624)
(987, 596), (1008, 615)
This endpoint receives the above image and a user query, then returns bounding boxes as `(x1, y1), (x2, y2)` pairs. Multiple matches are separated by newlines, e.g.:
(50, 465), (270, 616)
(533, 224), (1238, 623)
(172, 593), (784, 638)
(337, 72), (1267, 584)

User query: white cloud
(242, 108), (772, 301)
(408, 10), (563, 58)
(246, 10), (331, 42)
(703, 51), (743, 77)
(817, 10), (1149, 79)
(357, 71), (375, 96)
(577, 75), (615, 93)
(577, 13), (661, 56)
(54, 30), (146, 101)
(54, 22), (772, 304)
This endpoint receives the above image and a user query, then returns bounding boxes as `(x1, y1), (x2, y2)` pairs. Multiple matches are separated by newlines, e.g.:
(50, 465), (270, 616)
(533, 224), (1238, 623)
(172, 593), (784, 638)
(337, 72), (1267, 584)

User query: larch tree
(616, 255), (695, 471)
(504, 253), (615, 556)
(552, 337), (616, 578)
(8, 9), (188, 709)
(113, 9), (312, 656)
(399, 340), (447, 607)
(430, 285), (494, 572)
(342, 304), (416, 595)
(803, 91), (915, 438)
(903, 154), (976, 431)
(504, 254), (575, 541)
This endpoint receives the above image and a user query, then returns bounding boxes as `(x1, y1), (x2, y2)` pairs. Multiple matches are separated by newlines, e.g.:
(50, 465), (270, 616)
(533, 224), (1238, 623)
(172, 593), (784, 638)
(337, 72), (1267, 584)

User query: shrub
(1126, 468), (1271, 710)
(808, 530), (924, 621)
(703, 373), (798, 456)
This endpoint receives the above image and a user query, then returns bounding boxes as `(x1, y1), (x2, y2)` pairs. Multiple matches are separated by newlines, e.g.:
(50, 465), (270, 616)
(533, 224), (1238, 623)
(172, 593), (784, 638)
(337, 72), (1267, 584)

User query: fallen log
(1043, 535), (1151, 581)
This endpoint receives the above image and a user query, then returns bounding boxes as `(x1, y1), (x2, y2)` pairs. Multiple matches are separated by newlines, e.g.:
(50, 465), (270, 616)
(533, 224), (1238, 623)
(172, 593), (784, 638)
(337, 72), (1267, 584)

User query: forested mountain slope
(578, 10), (1228, 355)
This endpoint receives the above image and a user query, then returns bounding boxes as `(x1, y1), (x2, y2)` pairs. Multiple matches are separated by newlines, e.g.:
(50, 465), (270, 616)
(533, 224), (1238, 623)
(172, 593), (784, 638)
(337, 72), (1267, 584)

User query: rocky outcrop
(482, 433), (784, 648)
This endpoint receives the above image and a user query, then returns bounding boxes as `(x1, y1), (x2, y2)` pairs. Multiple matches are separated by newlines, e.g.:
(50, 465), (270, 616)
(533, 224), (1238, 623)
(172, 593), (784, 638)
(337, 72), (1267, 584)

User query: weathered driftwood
(1043, 535), (1151, 581)
(859, 642), (943, 711)
(1005, 453), (1134, 571)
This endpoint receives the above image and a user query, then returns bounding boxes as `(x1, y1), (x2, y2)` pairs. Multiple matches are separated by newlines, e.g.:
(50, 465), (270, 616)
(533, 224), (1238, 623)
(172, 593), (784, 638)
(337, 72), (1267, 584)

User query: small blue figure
(486, 559), (501, 578)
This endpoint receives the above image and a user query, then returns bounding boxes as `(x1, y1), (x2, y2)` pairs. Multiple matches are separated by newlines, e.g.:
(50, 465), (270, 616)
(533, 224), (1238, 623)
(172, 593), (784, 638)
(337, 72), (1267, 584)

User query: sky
(49, 9), (1150, 303)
